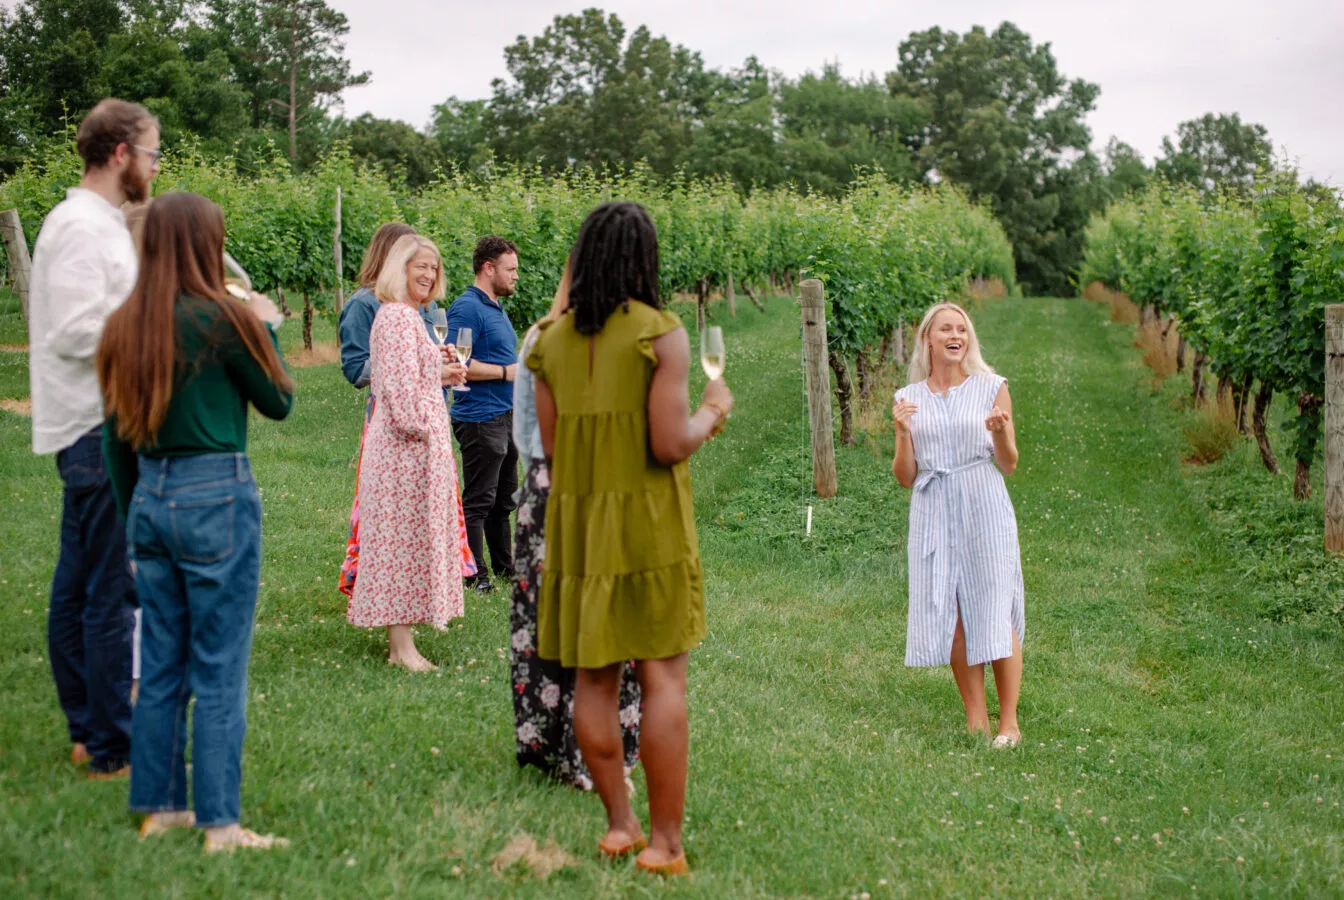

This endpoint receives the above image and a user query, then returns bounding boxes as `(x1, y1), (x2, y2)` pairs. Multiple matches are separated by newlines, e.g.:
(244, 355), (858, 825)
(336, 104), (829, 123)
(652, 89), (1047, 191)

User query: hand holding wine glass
(699, 326), (732, 436)
(451, 327), (473, 393)
(241, 291), (284, 330)
(701, 378), (733, 439)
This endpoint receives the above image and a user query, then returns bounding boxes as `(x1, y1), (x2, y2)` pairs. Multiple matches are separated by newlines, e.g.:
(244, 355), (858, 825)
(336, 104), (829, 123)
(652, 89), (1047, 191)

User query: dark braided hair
(569, 202), (661, 336)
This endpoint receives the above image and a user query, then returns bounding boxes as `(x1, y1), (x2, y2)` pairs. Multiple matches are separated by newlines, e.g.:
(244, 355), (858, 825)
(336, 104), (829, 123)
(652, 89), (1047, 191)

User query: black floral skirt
(510, 459), (641, 789)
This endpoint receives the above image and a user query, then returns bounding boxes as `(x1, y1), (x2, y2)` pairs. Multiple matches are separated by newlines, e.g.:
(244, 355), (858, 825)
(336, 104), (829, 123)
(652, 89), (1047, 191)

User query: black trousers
(452, 411), (519, 578)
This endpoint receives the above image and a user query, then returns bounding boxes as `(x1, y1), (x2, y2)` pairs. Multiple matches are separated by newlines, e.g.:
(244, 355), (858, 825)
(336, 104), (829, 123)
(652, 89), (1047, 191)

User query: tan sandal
(204, 828), (290, 854)
(139, 812), (196, 839)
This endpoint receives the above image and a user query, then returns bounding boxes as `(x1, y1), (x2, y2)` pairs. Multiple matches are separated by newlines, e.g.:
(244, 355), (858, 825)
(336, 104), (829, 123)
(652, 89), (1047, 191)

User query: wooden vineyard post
(333, 186), (344, 312)
(1326, 305), (1344, 551)
(0, 209), (32, 321)
(695, 277), (707, 332)
(800, 279), (837, 499)
(726, 270), (737, 318)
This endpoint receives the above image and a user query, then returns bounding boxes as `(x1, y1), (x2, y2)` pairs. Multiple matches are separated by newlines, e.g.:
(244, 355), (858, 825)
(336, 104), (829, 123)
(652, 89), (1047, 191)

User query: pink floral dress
(347, 302), (466, 629)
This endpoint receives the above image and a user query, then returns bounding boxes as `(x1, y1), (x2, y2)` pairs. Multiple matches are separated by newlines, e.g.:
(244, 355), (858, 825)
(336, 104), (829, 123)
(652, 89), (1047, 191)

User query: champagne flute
(429, 307), (448, 344)
(701, 326), (725, 380)
(223, 251), (252, 301)
(452, 327), (473, 393)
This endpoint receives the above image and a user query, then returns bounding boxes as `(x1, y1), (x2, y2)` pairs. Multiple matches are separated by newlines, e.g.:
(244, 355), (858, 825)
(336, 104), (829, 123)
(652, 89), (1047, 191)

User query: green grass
(2, 295), (1342, 897)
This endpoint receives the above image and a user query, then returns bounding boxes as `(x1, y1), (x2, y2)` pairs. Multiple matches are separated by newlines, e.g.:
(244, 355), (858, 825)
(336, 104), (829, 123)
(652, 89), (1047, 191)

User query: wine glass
(452, 327), (473, 393)
(428, 307), (448, 344)
(701, 326), (725, 380)
(222, 251), (252, 301)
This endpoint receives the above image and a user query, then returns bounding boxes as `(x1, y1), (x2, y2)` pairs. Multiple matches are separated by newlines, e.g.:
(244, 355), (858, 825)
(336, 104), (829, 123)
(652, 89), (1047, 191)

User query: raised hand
(985, 406), (1011, 433)
(892, 398), (918, 433)
(244, 291), (284, 329)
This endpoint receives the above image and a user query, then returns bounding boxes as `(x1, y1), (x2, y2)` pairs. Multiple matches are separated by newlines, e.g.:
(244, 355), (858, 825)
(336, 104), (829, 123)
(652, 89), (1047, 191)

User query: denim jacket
(337, 287), (439, 388)
(512, 324), (545, 463)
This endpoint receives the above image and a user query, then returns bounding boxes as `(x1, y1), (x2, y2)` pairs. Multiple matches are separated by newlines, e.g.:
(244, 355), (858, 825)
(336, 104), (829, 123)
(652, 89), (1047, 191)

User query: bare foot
(388, 652), (437, 672)
(992, 728), (1022, 748)
(203, 824), (290, 853)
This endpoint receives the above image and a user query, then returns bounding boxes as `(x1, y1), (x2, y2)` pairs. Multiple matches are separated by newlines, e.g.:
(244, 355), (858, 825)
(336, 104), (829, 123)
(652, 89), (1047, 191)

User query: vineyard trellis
(0, 140), (1016, 430)
(1080, 174), (1344, 504)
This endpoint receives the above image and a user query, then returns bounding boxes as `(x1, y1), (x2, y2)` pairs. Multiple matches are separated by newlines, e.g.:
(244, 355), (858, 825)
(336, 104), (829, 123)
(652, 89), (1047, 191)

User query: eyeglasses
(133, 145), (162, 165)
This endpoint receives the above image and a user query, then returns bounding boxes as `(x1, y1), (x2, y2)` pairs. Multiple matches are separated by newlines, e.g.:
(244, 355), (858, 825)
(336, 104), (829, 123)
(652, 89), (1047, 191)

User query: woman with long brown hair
(97, 191), (293, 852)
(509, 259), (640, 789)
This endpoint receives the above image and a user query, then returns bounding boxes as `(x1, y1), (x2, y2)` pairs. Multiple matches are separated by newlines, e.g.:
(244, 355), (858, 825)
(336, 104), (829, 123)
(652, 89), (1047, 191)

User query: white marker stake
(806, 505), (813, 536)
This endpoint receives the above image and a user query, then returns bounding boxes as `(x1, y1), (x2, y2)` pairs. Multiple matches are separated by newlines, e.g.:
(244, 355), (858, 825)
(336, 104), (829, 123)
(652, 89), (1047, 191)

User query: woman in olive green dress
(529, 202), (733, 877)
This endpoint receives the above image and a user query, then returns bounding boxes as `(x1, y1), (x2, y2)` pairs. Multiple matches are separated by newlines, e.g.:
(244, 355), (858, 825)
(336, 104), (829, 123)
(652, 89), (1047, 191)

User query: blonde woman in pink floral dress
(348, 234), (471, 671)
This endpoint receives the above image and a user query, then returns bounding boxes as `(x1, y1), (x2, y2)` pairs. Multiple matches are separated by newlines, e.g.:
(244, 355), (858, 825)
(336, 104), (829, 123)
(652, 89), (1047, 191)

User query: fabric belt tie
(913, 456), (994, 559)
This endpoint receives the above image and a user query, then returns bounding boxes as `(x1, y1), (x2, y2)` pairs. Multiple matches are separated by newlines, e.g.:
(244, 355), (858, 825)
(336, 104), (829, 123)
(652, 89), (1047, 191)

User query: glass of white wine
(429, 307), (448, 343)
(223, 251), (252, 301)
(452, 327), (473, 393)
(701, 326), (725, 380)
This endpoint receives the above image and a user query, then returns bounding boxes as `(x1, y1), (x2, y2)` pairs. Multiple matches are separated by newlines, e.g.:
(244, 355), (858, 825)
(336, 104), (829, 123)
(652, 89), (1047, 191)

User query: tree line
(0, 2), (1288, 294)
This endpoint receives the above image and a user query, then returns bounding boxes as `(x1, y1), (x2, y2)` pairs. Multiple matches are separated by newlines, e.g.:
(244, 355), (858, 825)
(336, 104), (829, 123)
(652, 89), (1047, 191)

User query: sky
(331, 0), (1344, 185)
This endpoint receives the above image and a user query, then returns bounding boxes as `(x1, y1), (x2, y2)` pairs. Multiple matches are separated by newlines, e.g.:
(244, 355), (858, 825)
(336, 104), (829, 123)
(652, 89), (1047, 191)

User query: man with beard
(446, 236), (520, 592)
(27, 99), (160, 779)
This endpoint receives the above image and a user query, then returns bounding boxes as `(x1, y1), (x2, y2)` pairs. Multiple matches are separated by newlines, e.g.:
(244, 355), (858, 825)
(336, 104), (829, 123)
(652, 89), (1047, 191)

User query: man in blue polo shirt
(447, 236), (520, 591)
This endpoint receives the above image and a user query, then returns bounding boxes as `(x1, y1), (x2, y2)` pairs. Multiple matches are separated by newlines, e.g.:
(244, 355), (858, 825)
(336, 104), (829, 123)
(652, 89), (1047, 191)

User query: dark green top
(104, 294), (295, 516)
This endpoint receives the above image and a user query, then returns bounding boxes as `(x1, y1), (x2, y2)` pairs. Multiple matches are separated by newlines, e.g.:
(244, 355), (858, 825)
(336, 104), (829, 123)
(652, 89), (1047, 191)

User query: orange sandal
(636, 852), (689, 877)
(598, 835), (647, 858)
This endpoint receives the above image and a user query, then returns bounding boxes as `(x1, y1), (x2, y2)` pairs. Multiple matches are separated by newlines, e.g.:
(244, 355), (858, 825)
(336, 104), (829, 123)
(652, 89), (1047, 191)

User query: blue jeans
(50, 428), (136, 766)
(127, 453), (261, 828)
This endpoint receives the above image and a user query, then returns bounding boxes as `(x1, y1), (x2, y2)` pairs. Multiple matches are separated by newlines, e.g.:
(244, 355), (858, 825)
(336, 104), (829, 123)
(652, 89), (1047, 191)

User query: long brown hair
(356, 222), (416, 287)
(97, 192), (293, 448)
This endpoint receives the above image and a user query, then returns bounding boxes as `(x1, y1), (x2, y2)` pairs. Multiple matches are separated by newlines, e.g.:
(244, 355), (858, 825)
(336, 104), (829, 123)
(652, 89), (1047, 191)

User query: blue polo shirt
(446, 285), (518, 423)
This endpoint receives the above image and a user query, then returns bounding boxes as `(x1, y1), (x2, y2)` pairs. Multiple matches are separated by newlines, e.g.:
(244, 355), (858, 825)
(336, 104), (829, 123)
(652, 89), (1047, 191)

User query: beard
(121, 163), (151, 204)
(493, 277), (515, 298)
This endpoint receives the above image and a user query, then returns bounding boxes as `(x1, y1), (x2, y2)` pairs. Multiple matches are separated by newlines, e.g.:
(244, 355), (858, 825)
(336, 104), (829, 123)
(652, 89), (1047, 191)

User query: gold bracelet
(703, 402), (728, 437)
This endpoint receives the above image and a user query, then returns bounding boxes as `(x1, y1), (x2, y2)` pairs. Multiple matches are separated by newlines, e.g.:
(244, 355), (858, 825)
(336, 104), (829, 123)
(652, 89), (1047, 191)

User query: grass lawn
(1, 292), (1341, 897)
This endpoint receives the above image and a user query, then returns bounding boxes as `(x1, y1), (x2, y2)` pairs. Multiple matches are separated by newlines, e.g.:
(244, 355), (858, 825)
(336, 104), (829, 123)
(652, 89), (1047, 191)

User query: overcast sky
(332, 0), (1343, 184)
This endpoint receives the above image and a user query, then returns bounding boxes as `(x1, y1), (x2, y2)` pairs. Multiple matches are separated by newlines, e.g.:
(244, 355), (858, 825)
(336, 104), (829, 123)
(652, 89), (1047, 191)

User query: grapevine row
(1080, 175), (1344, 497)
(1, 141), (1015, 415)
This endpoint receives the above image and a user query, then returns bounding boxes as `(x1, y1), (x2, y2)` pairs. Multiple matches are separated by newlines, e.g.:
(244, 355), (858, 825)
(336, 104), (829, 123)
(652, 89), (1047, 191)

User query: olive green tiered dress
(526, 302), (705, 669)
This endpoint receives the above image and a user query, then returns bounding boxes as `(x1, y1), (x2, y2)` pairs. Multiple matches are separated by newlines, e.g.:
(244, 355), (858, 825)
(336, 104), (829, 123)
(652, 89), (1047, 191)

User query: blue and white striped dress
(896, 373), (1025, 667)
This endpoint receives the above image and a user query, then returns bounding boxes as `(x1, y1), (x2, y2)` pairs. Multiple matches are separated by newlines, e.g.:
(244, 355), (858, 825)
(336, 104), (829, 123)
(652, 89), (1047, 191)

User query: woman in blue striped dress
(892, 302), (1024, 748)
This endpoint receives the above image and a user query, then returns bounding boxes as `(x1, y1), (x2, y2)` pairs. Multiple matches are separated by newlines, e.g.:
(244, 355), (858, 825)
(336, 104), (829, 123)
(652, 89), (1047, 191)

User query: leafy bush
(1080, 176), (1344, 497)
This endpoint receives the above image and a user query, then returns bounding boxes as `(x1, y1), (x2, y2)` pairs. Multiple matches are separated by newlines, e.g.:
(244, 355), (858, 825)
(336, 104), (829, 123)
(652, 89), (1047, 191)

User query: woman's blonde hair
(542, 255), (572, 324)
(908, 302), (995, 384)
(375, 234), (446, 306)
